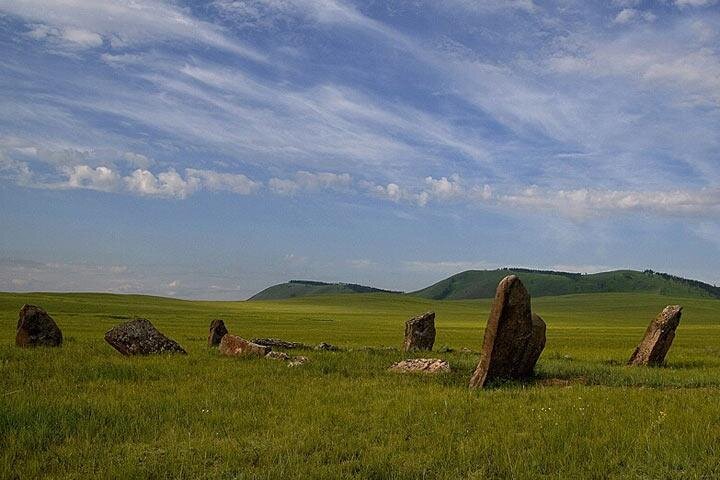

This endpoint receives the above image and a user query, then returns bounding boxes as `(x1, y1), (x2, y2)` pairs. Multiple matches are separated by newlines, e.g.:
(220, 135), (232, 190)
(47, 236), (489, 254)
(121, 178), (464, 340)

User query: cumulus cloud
(186, 168), (262, 195)
(64, 165), (122, 191)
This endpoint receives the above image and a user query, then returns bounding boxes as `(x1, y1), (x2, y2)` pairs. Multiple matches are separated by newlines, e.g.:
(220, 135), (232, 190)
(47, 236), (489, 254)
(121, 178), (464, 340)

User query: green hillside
(411, 268), (720, 300)
(249, 279), (401, 300)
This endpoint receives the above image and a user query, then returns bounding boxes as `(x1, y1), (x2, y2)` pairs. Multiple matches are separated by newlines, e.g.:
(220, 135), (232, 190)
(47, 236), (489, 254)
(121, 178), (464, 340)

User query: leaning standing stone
(628, 305), (682, 366)
(208, 319), (228, 347)
(469, 275), (537, 388)
(403, 311), (436, 352)
(105, 318), (186, 355)
(16, 304), (63, 347)
(219, 334), (271, 358)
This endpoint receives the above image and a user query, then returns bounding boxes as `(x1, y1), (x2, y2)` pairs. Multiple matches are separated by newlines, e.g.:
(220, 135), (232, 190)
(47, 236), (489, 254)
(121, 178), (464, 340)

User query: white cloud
(613, 9), (638, 24)
(124, 169), (199, 199)
(4, 0), (265, 61)
(186, 168), (262, 195)
(65, 165), (121, 191)
(269, 171), (352, 195)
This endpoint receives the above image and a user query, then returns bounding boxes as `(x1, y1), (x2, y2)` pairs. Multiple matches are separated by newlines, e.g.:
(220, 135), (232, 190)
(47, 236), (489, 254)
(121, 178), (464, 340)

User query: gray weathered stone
(16, 305), (63, 347)
(403, 311), (436, 352)
(628, 305), (682, 366)
(389, 358), (450, 374)
(208, 319), (228, 347)
(105, 318), (186, 355)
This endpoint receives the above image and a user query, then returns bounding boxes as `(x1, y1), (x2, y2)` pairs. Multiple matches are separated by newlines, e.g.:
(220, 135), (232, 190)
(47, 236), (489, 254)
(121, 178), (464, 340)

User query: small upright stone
(628, 305), (682, 366)
(105, 318), (186, 355)
(403, 311), (436, 352)
(219, 334), (271, 358)
(208, 319), (228, 347)
(469, 275), (542, 388)
(16, 305), (63, 347)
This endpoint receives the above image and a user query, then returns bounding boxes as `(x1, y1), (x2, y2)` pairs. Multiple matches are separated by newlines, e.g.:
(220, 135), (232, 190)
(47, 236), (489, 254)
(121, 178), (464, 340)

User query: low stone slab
(628, 305), (682, 366)
(105, 318), (186, 355)
(220, 334), (271, 357)
(315, 342), (340, 351)
(251, 338), (307, 349)
(288, 355), (309, 367)
(403, 311), (436, 352)
(16, 304), (63, 347)
(266, 351), (290, 361)
(469, 275), (544, 388)
(389, 358), (450, 374)
(208, 319), (228, 347)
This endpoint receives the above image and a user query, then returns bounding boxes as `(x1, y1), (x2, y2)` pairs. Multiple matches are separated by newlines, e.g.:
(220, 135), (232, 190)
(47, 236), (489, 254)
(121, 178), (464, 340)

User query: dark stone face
(403, 311), (436, 352)
(104, 318), (186, 355)
(628, 305), (682, 366)
(208, 319), (228, 347)
(469, 275), (545, 388)
(16, 304), (63, 347)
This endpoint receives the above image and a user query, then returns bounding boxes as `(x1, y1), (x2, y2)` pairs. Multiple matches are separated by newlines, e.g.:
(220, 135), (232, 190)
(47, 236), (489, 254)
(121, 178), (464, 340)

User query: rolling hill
(251, 269), (720, 301)
(249, 280), (402, 300)
(410, 268), (720, 300)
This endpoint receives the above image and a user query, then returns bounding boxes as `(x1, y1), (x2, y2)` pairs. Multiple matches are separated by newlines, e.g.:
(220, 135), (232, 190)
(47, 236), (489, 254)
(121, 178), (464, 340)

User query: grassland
(2, 291), (720, 479)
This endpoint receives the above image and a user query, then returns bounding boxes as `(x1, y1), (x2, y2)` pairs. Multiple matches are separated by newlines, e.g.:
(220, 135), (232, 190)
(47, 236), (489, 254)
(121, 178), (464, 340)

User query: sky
(0, 0), (719, 299)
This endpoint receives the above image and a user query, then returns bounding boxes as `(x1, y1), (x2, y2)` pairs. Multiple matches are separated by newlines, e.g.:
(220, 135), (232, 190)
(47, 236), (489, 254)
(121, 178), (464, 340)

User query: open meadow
(2, 291), (720, 479)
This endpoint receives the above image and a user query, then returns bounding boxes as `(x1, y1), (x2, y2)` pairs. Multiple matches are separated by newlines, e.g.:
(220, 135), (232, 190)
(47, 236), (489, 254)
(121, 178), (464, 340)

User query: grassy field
(2, 291), (720, 479)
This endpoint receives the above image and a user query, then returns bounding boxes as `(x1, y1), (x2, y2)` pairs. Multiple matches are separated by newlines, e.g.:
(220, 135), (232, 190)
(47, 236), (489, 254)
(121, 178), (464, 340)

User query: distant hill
(410, 268), (720, 300)
(249, 269), (720, 301)
(248, 280), (402, 301)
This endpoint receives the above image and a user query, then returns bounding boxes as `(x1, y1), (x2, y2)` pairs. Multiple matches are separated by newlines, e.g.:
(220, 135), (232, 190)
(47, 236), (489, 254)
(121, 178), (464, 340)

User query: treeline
(643, 270), (720, 299)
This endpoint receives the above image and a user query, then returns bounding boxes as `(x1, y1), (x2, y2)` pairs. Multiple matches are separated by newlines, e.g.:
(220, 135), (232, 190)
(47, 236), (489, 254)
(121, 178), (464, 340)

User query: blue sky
(1, 0), (719, 299)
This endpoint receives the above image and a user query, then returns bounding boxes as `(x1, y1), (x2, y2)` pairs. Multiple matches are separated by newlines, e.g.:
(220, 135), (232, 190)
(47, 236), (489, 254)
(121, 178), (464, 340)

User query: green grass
(2, 291), (720, 479)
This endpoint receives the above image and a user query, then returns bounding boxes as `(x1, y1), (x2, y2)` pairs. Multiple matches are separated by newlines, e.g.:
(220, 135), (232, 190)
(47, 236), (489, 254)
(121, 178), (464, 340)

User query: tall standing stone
(628, 305), (682, 366)
(469, 275), (544, 388)
(105, 318), (186, 355)
(16, 304), (63, 347)
(208, 319), (228, 347)
(403, 311), (436, 352)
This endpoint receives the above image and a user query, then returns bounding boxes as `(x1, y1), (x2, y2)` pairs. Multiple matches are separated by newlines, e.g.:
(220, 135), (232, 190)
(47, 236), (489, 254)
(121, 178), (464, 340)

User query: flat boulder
(469, 275), (544, 388)
(403, 311), (436, 352)
(208, 319), (228, 347)
(288, 355), (309, 367)
(16, 305), (63, 347)
(251, 338), (307, 349)
(628, 305), (682, 366)
(105, 318), (186, 355)
(220, 334), (271, 357)
(266, 351), (290, 361)
(389, 358), (450, 374)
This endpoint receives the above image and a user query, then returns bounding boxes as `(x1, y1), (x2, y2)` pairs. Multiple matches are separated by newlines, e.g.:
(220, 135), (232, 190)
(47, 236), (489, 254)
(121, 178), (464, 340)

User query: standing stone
(469, 275), (543, 388)
(219, 334), (271, 358)
(208, 319), (228, 347)
(16, 305), (63, 347)
(628, 305), (682, 366)
(403, 311), (436, 352)
(105, 318), (186, 355)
